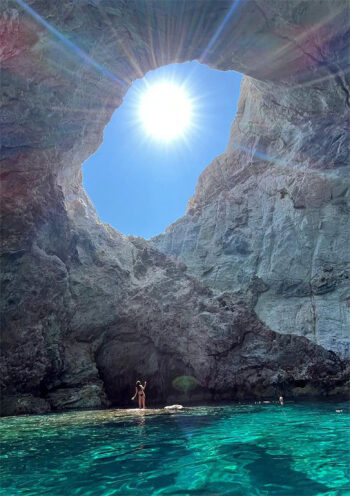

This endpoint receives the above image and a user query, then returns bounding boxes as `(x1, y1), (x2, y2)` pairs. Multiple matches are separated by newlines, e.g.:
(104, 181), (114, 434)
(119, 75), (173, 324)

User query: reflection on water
(0, 402), (349, 495)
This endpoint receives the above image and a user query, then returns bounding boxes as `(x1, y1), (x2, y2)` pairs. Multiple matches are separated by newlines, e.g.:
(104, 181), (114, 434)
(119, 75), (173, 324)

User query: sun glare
(139, 82), (192, 141)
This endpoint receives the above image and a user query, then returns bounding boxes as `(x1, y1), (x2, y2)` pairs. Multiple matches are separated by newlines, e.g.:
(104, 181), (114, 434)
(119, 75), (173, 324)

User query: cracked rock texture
(1, 0), (349, 415)
(152, 76), (350, 358)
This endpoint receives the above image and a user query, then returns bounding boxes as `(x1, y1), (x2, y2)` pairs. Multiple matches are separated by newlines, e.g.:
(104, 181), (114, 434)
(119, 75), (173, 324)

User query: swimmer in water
(279, 396), (284, 406)
(132, 380), (147, 409)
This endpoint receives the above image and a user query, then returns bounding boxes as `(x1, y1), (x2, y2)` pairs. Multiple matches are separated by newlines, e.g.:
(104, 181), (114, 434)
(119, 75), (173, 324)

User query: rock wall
(1, 0), (349, 415)
(152, 76), (350, 358)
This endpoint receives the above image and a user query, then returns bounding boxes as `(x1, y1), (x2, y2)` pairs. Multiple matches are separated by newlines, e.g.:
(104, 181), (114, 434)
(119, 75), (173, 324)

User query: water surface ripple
(0, 402), (349, 495)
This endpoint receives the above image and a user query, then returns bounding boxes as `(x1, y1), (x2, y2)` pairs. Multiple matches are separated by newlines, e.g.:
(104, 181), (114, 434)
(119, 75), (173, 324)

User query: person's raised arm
(143, 380), (147, 390)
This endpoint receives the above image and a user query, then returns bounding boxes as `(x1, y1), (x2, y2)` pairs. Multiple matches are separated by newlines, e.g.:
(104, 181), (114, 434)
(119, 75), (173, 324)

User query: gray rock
(1, 0), (349, 414)
(47, 383), (109, 411)
(0, 395), (51, 417)
(152, 77), (350, 358)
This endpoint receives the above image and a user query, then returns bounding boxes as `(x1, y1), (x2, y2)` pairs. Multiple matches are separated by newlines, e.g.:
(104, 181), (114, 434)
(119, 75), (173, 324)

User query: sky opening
(83, 61), (242, 239)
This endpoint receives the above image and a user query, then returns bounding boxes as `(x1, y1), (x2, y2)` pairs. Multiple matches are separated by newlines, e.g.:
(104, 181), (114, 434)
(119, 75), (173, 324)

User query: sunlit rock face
(152, 76), (350, 358)
(1, 0), (349, 415)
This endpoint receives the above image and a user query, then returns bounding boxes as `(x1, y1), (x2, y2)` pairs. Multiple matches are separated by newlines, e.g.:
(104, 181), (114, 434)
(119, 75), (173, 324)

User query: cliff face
(152, 76), (350, 358)
(1, 0), (349, 415)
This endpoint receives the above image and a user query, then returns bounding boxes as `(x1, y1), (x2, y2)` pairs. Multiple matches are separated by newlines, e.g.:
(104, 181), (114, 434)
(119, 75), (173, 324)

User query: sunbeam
(200, 0), (244, 62)
(14, 0), (127, 88)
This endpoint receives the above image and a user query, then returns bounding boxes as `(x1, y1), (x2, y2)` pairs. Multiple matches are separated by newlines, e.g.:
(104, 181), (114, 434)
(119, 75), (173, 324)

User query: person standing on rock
(131, 380), (147, 409)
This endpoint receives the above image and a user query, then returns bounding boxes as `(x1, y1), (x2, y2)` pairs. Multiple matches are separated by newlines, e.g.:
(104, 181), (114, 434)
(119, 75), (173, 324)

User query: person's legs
(138, 395), (142, 409)
(142, 395), (146, 409)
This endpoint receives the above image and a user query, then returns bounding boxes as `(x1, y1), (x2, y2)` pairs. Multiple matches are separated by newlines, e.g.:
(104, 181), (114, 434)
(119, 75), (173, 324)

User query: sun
(139, 82), (192, 141)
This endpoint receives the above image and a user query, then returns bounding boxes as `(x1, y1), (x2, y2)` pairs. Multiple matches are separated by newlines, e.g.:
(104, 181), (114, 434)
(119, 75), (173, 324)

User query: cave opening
(2, 0), (349, 428)
(82, 61), (242, 239)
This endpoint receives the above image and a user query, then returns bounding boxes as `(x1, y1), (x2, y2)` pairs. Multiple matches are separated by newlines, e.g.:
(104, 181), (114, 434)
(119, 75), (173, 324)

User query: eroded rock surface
(1, 0), (349, 415)
(152, 76), (350, 358)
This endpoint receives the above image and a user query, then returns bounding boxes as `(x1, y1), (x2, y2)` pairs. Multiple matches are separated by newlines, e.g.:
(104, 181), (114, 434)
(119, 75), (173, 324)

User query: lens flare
(139, 82), (192, 141)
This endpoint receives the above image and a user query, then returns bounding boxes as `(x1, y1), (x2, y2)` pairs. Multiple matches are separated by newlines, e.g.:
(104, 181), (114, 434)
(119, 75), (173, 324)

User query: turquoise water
(0, 402), (349, 495)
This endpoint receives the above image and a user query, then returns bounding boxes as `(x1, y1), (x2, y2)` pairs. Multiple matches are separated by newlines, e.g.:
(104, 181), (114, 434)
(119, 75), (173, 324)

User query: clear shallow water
(0, 402), (349, 496)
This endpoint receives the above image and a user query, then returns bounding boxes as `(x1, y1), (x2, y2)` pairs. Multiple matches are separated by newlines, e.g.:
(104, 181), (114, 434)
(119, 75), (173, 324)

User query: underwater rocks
(1, 0), (349, 414)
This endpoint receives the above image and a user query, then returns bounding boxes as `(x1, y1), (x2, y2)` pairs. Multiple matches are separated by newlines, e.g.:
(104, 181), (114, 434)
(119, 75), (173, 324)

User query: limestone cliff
(152, 76), (350, 358)
(1, 0), (349, 415)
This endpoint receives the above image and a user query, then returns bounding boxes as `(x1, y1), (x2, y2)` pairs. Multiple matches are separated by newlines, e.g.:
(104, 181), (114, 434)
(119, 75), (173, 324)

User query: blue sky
(83, 61), (242, 239)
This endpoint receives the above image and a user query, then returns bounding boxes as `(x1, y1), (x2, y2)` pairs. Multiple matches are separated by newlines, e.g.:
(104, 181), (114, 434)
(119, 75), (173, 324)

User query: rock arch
(1, 0), (349, 414)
